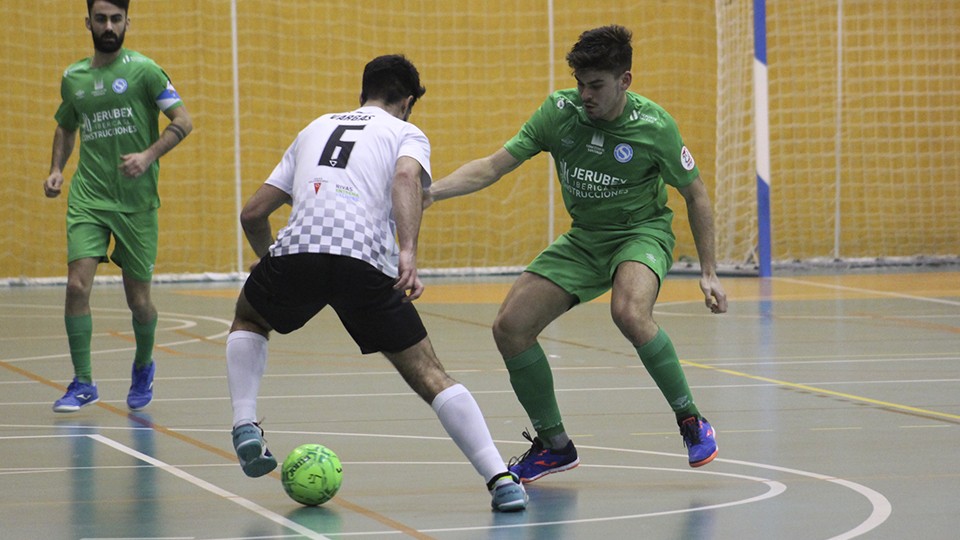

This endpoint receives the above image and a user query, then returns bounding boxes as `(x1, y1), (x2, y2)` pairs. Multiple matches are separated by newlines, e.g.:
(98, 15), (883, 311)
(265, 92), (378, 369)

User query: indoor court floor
(1, 269), (958, 539)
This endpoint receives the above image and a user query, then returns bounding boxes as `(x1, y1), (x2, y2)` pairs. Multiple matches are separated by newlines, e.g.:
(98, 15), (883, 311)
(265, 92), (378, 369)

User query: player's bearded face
(91, 26), (126, 53)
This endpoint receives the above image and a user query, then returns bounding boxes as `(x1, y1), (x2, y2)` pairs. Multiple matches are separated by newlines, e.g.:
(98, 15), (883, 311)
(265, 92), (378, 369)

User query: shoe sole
(235, 438), (277, 477)
(127, 395), (153, 411)
(689, 447), (718, 468)
(491, 486), (528, 512)
(493, 499), (528, 512)
(515, 458), (580, 484)
(53, 397), (100, 413)
(241, 456), (278, 478)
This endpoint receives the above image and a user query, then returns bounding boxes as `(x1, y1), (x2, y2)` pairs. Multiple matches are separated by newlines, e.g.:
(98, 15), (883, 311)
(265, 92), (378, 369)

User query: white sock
(226, 330), (268, 428)
(431, 383), (508, 484)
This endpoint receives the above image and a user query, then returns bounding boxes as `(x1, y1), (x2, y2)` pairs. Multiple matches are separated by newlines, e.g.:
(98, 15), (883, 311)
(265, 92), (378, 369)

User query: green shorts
(66, 205), (159, 282)
(525, 226), (676, 304)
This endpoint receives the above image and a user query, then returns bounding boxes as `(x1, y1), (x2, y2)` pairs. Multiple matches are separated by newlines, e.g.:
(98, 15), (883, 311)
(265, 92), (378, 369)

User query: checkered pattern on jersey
(270, 198), (395, 276)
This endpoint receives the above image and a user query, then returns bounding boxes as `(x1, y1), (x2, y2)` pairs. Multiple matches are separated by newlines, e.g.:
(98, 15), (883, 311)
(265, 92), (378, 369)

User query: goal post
(714, 0), (960, 273)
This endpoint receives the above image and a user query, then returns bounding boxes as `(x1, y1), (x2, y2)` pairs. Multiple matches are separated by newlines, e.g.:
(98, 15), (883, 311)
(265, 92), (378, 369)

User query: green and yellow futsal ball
(281, 443), (343, 506)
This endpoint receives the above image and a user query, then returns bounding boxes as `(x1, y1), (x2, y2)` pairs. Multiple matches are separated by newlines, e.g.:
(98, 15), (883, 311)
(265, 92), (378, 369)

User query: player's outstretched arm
(425, 147), (522, 208)
(678, 176), (728, 314)
(44, 125), (76, 198)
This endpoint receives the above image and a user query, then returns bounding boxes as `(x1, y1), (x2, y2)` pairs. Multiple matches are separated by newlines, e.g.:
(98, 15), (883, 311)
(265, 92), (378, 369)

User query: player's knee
(126, 296), (154, 318)
(611, 306), (654, 340)
(230, 317), (270, 336)
(492, 311), (527, 343)
(64, 276), (95, 310)
(492, 318), (517, 353)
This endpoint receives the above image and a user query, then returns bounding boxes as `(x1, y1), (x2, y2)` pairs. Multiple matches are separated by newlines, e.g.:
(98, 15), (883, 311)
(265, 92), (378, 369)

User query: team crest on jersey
(112, 78), (128, 94)
(680, 146), (696, 171)
(614, 143), (633, 163)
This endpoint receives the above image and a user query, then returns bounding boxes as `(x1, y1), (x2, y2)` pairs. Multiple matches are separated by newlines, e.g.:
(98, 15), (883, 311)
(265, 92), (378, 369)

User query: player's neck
(599, 94), (629, 122)
(361, 99), (406, 121)
(91, 48), (122, 69)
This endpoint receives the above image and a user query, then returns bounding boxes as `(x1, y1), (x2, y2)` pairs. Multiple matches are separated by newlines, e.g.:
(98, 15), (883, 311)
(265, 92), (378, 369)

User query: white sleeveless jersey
(265, 106), (432, 277)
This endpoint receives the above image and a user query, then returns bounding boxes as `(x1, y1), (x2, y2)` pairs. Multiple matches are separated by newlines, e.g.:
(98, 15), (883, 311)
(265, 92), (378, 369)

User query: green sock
(636, 328), (700, 420)
(65, 314), (93, 383)
(505, 343), (566, 442)
(132, 316), (157, 368)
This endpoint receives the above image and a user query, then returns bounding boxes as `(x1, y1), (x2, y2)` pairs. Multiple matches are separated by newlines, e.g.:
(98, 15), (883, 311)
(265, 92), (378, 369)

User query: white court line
(1, 430), (893, 538)
(420, 468), (786, 535)
(572, 447), (892, 540)
(714, 456), (892, 540)
(776, 276), (960, 307)
(87, 434), (330, 540)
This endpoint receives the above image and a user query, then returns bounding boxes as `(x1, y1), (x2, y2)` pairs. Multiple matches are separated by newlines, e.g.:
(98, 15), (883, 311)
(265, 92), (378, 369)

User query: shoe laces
(507, 429), (545, 467)
(679, 416), (703, 447)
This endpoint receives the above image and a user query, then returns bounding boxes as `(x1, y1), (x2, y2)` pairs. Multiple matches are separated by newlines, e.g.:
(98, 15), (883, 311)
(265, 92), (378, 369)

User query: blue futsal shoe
(53, 378), (99, 413)
(507, 429), (580, 483)
(680, 416), (718, 467)
(127, 361), (155, 411)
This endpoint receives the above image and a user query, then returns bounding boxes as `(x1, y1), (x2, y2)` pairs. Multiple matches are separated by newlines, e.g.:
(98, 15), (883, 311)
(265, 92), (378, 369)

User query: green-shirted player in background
(426, 25), (728, 482)
(43, 0), (193, 413)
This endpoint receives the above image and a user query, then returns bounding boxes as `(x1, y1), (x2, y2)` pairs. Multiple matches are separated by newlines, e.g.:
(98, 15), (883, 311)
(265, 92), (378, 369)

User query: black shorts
(243, 253), (427, 354)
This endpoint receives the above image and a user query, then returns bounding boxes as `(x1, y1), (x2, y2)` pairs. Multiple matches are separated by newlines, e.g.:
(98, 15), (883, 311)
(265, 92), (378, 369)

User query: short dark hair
(360, 55), (426, 108)
(87, 0), (129, 15)
(566, 25), (632, 75)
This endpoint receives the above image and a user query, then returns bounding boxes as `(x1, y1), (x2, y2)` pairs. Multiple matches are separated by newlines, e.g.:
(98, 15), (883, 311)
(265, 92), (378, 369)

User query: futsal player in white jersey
(224, 55), (527, 512)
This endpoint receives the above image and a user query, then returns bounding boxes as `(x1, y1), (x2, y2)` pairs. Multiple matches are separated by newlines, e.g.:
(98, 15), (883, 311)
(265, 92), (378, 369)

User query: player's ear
(85, 17), (91, 31)
(620, 70), (632, 91)
(401, 95), (415, 119)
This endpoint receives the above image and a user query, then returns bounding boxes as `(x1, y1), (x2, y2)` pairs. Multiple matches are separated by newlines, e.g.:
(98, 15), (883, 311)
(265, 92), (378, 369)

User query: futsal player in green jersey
(426, 25), (728, 482)
(43, 0), (193, 412)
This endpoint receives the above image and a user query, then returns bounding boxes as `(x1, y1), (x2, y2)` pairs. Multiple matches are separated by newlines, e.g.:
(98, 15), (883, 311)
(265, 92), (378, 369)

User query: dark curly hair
(360, 55), (426, 108)
(87, 0), (129, 15)
(566, 25), (632, 75)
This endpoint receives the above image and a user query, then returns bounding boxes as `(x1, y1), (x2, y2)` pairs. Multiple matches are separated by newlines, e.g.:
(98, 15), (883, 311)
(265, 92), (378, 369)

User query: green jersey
(55, 48), (183, 212)
(504, 89), (699, 236)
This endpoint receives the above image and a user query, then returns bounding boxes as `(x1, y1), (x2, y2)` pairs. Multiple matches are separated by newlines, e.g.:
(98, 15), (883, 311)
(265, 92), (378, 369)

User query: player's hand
(394, 250), (423, 302)
(119, 152), (153, 178)
(700, 273), (728, 314)
(44, 171), (64, 198)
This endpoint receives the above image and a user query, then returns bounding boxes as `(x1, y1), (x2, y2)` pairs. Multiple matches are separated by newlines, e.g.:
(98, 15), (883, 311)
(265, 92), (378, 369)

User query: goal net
(2, 1), (957, 283)
(716, 0), (960, 270)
